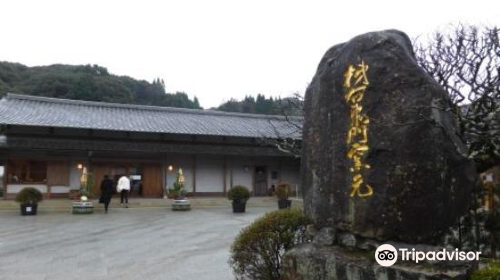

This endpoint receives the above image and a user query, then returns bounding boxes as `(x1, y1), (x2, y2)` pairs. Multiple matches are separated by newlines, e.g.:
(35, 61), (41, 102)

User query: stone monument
(282, 30), (478, 279)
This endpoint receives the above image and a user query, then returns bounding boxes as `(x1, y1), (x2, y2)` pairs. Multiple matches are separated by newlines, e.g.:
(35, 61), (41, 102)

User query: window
(8, 160), (47, 184)
(271, 171), (279, 180)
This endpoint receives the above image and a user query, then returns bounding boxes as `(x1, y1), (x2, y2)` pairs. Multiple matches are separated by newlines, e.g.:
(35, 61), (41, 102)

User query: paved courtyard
(0, 206), (273, 280)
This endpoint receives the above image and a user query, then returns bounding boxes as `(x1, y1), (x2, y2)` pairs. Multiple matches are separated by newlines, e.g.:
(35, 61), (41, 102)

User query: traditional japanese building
(0, 94), (301, 199)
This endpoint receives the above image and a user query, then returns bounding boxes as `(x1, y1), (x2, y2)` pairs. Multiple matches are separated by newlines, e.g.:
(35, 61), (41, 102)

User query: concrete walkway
(0, 207), (274, 280)
(0, 197), (285, 212)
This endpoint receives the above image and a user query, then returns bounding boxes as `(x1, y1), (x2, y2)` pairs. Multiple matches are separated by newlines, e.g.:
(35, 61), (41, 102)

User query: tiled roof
(0, 94), (302, 139)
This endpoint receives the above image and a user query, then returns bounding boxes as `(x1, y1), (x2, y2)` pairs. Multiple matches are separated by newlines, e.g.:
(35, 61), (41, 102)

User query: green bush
(168, 168), (187, 199)
(471, 260), (500, 280)
(15, 187), (43, 204)
(228, 185), (250, 202)
(168, 185), (187, 199)
(229, 208), (310, 280)
(275, 183), (291, 200)
(79, 172), (94, 197)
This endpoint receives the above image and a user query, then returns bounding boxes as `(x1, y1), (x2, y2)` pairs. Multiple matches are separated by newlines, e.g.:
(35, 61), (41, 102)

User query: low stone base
(172, 199), (191, 211)
(72, 201), (94, 214)
(281, 244), (473, 280)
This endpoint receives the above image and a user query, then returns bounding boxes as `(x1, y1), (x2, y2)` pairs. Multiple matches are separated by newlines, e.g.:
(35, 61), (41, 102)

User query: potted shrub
(72, 168), (95, 214)
(169, 168), (191, 211)
(15, 187), (43, 216)
(228, 185), (250, 213)
(276, 183), (292, 209)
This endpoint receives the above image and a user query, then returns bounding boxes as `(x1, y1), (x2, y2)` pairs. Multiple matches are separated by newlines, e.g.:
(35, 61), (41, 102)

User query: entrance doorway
(254, 166), (268, 196)
(110, 165), (144, 197)
(94, 163), (145, 197)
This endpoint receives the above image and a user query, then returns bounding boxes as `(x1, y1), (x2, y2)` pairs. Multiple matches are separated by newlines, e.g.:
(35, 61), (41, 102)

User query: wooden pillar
(229, 157), (233, 189)
(87, 151), (93, 172)
(192, 155), (197, 196)
(3, 159), (8, 200)
(251, 161), (256, 195)
(223, 156), (227, 194)
(161, 156), (166, 198)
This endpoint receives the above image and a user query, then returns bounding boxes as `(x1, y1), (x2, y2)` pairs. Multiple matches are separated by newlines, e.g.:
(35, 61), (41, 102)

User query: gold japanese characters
(343, 61), (373, 198)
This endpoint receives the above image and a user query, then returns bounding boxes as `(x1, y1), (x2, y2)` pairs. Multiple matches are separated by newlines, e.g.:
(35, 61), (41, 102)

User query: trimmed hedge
(228, 185), (250, 202)
(15, 187), (43, 204)
(229, 208), (310, 280)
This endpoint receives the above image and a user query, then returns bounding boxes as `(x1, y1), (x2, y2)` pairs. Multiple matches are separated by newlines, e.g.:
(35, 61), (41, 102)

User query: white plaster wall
(50, 186), (70, 193)
(7, 184), (47, 194)
(70, 163), (82, 190)
(163, 155), (300, 195)
(196, 156), (224, 192)
(230, 158), (253, 191)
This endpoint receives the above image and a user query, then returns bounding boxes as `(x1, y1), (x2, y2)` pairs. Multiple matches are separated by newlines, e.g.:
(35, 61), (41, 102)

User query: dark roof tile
(0, 94), (302, 139)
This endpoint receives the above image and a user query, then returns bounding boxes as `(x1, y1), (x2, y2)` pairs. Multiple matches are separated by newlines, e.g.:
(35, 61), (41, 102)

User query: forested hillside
(0, 61), (304, 115)
(0, 62), (201, 109)
(216, 94), (303, 116)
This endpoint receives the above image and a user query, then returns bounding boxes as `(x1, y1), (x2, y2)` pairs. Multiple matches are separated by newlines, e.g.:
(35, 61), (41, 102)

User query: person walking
(100, 175), (114, 213)
(117, 174), (130, 208)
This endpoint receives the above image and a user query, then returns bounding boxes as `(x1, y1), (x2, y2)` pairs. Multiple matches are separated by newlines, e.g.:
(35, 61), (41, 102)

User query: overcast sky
(0, 0), (499, 108)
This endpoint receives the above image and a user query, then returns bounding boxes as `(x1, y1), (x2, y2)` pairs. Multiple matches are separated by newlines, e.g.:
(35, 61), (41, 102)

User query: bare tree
(414, 25), (500, 173)
(262, 93), (303, 158)
(415, 25), (500, 254)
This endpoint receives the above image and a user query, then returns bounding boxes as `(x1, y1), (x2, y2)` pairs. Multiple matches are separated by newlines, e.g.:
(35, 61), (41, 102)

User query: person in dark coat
(100, 175), (114, 213)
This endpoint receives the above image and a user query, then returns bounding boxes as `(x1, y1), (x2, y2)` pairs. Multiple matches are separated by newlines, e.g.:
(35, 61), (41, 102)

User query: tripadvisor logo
(375, 244), (481, 267)
(375, 244), (398, 267)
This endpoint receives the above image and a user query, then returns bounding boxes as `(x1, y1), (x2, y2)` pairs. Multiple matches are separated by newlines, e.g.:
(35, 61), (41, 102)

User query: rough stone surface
(338, 232), (357, 248)
(306, 224), (318, 239)
(300, 29), (477, 244)
(281, 243), (473, 280)
(357, 239), (380, 251)
(314, 227), (336, 245)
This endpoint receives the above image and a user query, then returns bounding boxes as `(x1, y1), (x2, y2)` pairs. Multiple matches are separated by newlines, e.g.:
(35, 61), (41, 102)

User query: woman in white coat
(117, 175), (131, 208)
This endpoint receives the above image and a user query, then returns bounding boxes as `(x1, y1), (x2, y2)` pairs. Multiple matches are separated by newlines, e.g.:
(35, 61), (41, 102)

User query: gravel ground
(0, 207), (272, 280)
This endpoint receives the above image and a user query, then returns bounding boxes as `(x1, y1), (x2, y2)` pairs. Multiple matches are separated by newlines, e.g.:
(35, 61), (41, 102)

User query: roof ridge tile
(5, 93), (302, 121)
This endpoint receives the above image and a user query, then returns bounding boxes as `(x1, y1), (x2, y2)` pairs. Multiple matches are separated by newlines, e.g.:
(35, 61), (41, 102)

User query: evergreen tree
(216, 94), (303, 116)
(0, 62), (201, 109)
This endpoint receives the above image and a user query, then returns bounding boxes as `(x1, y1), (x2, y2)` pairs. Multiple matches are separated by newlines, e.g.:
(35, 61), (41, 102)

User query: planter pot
(172, 199), (191, 211)
(278, 199), (292, 209)
(72, 201), (94, 214)
(232, 200), (246, 213)
(20, 203), (38, 216)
